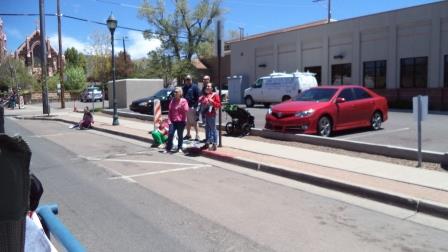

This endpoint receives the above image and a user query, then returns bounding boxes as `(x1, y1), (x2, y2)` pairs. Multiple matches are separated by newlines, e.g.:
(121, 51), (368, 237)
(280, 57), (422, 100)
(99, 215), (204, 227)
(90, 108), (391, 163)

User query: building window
(32, 46), (41, 68)
(400, 57), (428, 88)
(304, 66), (321, 85)
(363, 60), (386, 89)
(331, 63), (351, 85)
(444, 55), (448, 88)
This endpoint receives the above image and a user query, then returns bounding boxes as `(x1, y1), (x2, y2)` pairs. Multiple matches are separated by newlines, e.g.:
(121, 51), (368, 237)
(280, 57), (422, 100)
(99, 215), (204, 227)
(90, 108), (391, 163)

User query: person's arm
(181, 98), (189, 113)
(211, 93), (221, 109)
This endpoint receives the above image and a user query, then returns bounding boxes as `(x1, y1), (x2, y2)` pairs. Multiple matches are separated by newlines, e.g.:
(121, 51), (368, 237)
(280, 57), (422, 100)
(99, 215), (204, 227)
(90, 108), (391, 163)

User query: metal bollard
(0, 105), (4, 133)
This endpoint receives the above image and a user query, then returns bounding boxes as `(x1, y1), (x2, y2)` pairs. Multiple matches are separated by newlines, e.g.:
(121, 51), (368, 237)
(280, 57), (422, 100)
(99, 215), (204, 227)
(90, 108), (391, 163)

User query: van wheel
(317, 116), (332, 137)
(245, 96), (254, 107)
(263, 103), (270, 108)
(282, 95), (291, 102)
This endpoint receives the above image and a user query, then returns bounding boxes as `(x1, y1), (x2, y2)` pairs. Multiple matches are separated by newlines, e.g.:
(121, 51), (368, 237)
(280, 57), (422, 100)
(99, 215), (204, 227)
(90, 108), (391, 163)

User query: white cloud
(48, 34), (88, 54)
(125, 31), (161, 59)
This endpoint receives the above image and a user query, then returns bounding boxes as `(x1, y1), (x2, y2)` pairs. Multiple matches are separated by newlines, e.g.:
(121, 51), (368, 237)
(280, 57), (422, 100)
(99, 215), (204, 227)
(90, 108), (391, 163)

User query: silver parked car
(80, 86), (103, 102)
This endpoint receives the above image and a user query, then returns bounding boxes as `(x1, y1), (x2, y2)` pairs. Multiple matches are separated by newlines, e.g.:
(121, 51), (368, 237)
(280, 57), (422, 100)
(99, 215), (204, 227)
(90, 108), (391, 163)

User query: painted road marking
(340, 127), (410, 140)
(101, 158), (201, 166)
(79, 155), (202, 166)
(29, 132), (79, 138)
(108, 165), (211, 180)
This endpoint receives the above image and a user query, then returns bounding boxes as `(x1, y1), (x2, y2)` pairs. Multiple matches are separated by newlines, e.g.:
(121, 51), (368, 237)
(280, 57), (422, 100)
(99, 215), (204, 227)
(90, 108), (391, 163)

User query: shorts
(187, 108), (198, 126)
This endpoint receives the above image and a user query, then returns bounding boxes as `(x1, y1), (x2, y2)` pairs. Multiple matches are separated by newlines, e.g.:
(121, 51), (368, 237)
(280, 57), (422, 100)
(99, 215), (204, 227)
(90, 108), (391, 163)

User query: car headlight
(139, 102), (148, 106)
(295, 109), (315, 118)
(268, 108), (272, 115)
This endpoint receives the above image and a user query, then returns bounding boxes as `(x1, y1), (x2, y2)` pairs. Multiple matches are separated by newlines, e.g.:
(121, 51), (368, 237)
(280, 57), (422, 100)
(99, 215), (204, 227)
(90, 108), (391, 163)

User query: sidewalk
(8, 105), (448, 219)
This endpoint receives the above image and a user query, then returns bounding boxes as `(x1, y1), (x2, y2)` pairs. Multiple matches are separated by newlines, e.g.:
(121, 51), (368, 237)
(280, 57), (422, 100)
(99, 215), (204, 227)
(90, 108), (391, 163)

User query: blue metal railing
(36, 204), (86, 252)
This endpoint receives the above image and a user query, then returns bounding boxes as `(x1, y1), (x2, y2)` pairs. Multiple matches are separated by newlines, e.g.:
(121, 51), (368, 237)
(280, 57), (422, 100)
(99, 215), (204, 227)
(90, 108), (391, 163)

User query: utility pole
(217, 20), (223, 147)
(57, 0), (65, 108)
(313, 0), (331, 23)
(122, 36), (127, 63)
(238, 27), (244, 40)
(39, 0), (50, 115)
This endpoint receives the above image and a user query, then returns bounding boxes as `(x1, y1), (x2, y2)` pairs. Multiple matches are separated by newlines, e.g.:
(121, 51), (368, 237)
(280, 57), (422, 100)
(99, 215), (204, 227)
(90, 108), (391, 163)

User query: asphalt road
(4, 117), (448, 251)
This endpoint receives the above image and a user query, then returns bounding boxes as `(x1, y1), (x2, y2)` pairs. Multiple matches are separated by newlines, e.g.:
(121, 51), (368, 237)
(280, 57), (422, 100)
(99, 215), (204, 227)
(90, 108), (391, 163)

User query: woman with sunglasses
(165, 87), (189, 153)
(198, 82), (221, 151)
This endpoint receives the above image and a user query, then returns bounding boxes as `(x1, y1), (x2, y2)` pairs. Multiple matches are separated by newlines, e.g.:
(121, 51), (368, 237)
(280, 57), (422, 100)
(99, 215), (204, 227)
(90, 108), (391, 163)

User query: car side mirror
(335, 97), (346, 103)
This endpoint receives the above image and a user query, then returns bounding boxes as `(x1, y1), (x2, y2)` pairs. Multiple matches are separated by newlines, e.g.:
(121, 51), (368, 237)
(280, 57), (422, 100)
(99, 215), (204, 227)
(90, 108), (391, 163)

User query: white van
(243, 71), (318, 107)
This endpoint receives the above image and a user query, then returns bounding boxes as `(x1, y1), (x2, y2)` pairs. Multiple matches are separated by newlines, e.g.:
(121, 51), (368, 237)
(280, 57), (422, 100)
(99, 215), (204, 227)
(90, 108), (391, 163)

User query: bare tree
(86, 30), (111, 85)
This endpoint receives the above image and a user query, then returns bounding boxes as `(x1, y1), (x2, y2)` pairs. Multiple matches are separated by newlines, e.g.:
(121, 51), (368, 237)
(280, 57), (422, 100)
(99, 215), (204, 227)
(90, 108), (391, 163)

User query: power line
(0, 13), (146, 32)
(0, 13), (213, 41)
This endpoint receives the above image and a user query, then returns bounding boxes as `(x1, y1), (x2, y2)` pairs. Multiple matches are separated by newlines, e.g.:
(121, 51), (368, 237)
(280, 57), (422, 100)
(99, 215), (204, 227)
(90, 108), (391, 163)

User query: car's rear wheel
(245, 96), (254, 108)
(371, 111), (382, 130)
(317, 116), (332, 137)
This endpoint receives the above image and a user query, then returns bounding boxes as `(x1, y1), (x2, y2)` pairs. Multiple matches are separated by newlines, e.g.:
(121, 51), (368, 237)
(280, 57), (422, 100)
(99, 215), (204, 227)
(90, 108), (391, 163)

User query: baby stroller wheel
(241, 123), (252, 136)
(225, 122), (235, 135)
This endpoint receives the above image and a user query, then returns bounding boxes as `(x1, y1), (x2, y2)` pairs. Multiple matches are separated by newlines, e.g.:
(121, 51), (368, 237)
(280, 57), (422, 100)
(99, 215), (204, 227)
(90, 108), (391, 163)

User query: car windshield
(153, 89), (171, 98)
(87, 87), (100, 93)
(294, 88), (337, 102)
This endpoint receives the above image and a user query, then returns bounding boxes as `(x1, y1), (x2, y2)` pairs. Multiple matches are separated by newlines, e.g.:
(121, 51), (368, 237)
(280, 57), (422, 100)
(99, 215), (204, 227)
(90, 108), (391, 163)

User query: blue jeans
(166, 121), (186, 151)
(205, 116), (217, 145)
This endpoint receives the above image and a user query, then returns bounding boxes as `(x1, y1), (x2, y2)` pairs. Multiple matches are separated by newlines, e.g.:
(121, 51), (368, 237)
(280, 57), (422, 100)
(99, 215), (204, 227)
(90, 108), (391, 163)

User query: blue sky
(1, 0), (440, 59)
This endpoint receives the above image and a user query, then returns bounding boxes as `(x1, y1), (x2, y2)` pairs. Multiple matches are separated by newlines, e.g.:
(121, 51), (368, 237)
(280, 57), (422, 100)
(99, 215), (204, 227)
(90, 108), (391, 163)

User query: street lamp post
(107, 14), (119, 126)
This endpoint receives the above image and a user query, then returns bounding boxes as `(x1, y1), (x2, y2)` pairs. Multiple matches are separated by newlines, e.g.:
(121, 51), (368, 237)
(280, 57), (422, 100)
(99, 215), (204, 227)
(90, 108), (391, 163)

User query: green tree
(139, 0), (223, 79)
(64, 47), (87, 71)
(0, 56), (36, 92)
(116, 51), (134, 79)
(65, 66), (86, 91)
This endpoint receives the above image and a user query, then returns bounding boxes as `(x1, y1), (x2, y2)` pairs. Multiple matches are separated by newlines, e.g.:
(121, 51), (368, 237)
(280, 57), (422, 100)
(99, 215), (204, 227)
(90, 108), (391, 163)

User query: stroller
(223, 104), (255, 136)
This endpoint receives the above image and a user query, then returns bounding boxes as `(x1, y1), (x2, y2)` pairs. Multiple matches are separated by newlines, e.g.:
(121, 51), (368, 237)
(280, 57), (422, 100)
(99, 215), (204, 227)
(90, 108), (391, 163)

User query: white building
(229, 1), (448, 110)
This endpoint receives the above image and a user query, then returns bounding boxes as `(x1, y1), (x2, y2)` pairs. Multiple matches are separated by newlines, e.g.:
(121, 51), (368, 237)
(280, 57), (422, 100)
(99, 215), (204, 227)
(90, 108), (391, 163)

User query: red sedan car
(265, 85), (388, 137)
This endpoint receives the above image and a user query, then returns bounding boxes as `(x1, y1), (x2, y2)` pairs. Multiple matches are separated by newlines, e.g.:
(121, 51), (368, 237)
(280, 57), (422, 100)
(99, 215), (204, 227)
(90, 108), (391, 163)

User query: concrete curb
(250, 128), (448, 165)
(16, 115), (448, 220)
(201, 150), (448, 220)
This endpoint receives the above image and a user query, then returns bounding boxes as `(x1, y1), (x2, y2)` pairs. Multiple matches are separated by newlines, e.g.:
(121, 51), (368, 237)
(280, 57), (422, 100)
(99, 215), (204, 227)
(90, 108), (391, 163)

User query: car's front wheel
(371, 111), (382, 130)
(317, 116), (332, 137)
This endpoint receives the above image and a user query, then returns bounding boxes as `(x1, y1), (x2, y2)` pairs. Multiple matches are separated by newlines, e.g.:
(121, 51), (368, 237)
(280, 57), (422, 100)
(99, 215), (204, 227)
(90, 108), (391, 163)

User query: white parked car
(80, 86), (103, 102)
(243, 71), (318, 107)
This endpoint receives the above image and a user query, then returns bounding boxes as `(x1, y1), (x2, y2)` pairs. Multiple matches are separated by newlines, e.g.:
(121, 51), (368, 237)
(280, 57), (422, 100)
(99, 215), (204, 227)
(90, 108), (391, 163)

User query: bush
(47, 75), (60, 92)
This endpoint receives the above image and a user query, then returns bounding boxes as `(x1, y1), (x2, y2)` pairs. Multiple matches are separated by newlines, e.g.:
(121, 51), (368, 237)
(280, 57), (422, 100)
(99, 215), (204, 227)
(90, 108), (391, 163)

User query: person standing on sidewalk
(198, 82), (221, 151)
(182, 75), (200, 141)
(165, 87), (189, 153)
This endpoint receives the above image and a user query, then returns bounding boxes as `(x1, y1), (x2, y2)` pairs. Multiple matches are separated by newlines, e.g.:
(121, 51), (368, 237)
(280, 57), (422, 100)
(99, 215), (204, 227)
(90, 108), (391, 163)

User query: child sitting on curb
(151, 118), (170, 148)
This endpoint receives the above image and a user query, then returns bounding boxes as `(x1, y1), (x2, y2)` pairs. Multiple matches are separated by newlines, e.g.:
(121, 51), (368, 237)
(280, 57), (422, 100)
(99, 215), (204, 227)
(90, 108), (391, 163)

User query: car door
(250, 79), (264, 103)
(352, 87), (375, 125)
(335, 88), (356, 129)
